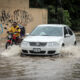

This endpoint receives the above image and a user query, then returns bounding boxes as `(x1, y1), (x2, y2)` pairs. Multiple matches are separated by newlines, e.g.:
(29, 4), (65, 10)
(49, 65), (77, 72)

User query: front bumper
(21, 46), (61, 56)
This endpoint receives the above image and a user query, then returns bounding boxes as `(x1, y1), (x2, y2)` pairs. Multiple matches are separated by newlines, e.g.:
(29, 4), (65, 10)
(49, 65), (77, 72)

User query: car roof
(38, 24), (68, 27)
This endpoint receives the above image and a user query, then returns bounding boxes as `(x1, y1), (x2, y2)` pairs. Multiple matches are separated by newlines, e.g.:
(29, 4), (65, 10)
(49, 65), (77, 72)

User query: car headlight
(48, 42), (59, 47)
(21, 41), (28, 47)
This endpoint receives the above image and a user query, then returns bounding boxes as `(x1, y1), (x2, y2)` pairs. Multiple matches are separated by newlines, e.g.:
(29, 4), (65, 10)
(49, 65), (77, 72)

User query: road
(0, 40), (80, 80)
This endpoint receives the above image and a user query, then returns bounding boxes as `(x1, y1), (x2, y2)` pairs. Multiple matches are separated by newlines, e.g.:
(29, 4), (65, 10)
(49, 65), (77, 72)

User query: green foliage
(30, 0), (80, 30)
(57, 8), (64, 24)
(48, 5), (58, 24)
(71, 19), (80, 30)
(63, 10), (72, 26)
(48, 5), (55, 14)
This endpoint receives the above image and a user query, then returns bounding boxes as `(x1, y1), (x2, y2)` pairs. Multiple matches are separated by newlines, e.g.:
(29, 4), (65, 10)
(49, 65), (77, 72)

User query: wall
(0, 0), (29, 9)
(0, 0), (48, 38)
(27, 8), (48, 33)
(0, 8), (48, 38)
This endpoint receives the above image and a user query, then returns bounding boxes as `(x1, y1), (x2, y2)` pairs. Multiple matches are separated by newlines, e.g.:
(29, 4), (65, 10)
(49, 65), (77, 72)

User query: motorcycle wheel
(5, 42), (11, 49)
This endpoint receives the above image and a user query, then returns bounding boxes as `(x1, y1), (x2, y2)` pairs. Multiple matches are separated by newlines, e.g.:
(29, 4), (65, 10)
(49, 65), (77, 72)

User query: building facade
(0, 0), (48, 38)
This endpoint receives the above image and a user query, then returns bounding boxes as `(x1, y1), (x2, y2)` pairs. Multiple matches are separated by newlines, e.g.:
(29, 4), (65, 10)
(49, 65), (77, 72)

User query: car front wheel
(62, 43), (65, 47)
(74, 41), (77, 45)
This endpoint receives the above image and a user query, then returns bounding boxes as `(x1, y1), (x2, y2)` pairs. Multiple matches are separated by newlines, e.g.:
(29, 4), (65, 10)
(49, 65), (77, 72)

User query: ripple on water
(0, 41), (80, 80)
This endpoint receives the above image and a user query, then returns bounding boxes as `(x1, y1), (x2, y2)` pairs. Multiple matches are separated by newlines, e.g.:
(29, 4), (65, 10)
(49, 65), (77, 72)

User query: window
(30, 26), (63, 36)
(68, 28), (73, 35)
(64, 27), (68, 35)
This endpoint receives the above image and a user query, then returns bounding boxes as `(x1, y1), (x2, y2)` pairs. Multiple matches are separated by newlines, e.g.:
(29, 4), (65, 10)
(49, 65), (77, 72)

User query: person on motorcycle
(7, 22), (21, 44)
(18, 23), (25, 38)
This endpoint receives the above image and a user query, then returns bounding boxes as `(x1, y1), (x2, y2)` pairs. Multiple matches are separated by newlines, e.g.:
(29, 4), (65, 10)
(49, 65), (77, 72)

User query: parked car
(21, 24), (76, 56)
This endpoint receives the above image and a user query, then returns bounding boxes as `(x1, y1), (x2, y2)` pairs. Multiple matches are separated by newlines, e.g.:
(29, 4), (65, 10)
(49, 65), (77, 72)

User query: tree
(30, 0), (80, 30)
(63, 10), (71, 26)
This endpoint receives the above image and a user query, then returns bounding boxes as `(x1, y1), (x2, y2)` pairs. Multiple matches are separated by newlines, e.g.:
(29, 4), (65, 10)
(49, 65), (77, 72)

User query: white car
(21, 24), (76, 56)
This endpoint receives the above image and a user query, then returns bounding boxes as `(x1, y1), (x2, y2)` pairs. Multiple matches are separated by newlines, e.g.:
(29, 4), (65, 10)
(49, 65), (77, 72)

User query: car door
(67, 27), (75, 45)
(63, 26), (70, 45)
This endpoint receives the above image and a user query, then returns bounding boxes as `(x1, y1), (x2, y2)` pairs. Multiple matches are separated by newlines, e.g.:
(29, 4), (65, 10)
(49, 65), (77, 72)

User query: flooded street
(0, 40), (80, 80)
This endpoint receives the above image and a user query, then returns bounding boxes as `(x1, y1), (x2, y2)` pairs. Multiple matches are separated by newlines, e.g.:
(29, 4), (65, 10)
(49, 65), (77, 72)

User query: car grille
(48, 51), (56, 54)
(29, 50), (46, 54)
(29, 42), (47, 47)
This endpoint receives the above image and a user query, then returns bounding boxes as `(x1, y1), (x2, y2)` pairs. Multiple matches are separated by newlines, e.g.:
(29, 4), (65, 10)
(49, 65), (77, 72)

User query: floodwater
(0, 40), (80, 80)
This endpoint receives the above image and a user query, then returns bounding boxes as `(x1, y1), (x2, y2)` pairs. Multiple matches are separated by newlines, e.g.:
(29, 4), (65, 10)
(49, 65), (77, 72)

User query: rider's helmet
(12, 22), (17, 27)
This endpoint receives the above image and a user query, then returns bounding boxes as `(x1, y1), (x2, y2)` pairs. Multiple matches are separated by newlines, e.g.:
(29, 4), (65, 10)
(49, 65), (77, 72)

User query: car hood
(23, 36), (63, 43)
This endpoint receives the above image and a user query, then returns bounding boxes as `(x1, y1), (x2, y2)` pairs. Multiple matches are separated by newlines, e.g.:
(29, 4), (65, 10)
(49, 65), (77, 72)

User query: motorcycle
(5, 32), (22, 49)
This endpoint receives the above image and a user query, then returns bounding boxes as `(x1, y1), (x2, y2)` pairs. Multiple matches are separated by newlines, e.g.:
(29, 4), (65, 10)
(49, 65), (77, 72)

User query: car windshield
(30, 26), (63, 36)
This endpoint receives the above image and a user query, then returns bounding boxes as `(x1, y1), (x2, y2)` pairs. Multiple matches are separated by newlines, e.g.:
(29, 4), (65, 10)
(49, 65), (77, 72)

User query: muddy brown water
(0, 39), (80, 80)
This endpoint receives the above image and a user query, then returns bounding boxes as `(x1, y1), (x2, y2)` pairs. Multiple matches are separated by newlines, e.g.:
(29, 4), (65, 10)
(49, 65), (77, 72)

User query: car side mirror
(65, 34), (70, 37)
(25, 33), (29, 36)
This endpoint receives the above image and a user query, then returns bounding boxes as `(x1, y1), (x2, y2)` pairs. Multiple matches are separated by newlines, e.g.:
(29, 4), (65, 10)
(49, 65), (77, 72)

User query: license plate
(33, 48), (41, 52)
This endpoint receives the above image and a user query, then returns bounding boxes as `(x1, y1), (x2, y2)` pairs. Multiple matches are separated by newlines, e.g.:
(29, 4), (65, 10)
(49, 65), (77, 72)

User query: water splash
(1, 45), (21, 57)
(60, 46), (80, 58)
(1, 44), (80, 58)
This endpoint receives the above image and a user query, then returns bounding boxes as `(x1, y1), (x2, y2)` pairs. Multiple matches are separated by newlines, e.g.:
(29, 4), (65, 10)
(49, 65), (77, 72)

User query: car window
(30, 26), (63, 36)
(67, 28), (73, 35)
(64, 27), (68, 35)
